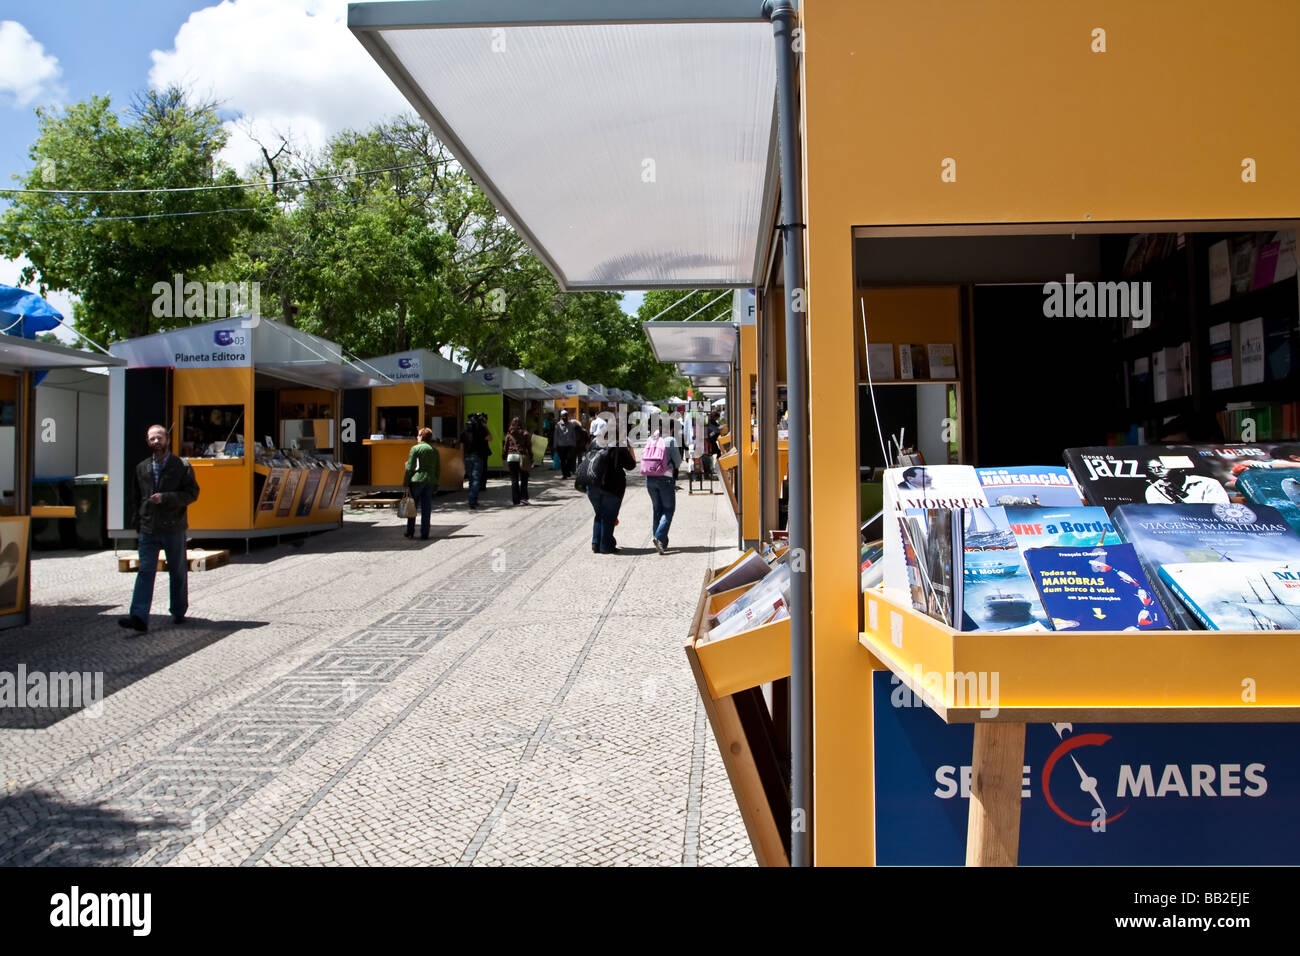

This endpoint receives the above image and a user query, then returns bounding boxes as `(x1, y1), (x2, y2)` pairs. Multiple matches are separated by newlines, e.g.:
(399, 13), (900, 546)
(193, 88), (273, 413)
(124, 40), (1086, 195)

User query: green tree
(0, 87), (270, 342)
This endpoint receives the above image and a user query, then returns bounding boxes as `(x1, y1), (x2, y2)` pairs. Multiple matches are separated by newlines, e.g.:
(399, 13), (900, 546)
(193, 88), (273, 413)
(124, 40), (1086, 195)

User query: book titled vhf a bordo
(1022, 544), (1169, 631)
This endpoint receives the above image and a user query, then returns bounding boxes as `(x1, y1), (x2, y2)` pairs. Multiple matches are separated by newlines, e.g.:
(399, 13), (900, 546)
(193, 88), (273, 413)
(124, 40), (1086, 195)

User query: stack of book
(874, 450), (1300, 633)
(701, 547), (792, 643)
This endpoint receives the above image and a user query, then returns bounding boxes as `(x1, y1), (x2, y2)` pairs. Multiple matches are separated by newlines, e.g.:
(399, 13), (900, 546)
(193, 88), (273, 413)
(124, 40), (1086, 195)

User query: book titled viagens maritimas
(882, 465), (987, 595)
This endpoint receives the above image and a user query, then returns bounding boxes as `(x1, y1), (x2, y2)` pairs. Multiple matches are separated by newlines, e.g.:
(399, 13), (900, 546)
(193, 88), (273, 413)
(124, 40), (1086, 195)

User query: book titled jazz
(1159, 562), (1300, 631)
(1022, 544), (1169, 631)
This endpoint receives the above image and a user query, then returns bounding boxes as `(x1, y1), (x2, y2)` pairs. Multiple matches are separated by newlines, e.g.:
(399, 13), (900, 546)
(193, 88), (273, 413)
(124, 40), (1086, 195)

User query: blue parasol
(0, 284), (65, 338)
(1, 284), (68, 385)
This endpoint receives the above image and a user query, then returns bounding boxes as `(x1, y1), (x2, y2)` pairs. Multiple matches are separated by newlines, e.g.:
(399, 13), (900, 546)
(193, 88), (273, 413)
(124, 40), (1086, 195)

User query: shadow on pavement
(0, 788), (175, 866)
(0, 613), (268, 729)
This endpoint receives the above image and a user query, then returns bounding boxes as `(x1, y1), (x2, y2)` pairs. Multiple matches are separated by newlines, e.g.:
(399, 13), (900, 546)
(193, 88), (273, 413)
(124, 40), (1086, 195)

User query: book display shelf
(684, 553), (792, 868)
(1111, 231), (1299, 445)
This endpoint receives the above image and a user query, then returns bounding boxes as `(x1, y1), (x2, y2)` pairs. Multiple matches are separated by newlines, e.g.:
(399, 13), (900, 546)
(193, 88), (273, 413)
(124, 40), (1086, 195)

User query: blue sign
(398, 357), (413, 369)
(213, 329), (235, 346)
(873, 671), (1300, 864)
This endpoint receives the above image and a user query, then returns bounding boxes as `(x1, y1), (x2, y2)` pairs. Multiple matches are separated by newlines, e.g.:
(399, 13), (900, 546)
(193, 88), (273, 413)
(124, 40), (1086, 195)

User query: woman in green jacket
(403, 427), (440, 539)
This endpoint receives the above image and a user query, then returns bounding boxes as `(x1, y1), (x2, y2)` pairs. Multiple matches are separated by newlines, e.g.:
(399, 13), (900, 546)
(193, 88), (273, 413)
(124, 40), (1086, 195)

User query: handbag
(506, 453), (522, 463)
(397, 493), (415, 519)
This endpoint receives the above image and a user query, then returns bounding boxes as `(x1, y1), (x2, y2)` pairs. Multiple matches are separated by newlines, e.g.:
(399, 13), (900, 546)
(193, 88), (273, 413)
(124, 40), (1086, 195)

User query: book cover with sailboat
(962, 506), (1041, 630)
(1112, 502), (1300, 629)
(1158, 561), (1300, 631)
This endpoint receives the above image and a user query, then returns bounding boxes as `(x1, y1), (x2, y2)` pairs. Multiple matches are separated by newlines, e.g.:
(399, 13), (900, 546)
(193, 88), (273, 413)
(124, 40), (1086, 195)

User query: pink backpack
(640, 435), (672, 477)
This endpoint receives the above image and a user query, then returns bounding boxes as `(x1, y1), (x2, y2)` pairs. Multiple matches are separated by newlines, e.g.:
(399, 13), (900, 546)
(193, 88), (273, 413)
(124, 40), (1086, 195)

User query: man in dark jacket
(119, 424), (200, 633)
(553, 408), (579, 478)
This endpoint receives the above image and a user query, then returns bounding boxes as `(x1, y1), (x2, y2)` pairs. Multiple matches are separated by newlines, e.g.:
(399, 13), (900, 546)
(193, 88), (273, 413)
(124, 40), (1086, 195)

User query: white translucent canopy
(350, 1), (778, 289)
(645, 322), (737, 363)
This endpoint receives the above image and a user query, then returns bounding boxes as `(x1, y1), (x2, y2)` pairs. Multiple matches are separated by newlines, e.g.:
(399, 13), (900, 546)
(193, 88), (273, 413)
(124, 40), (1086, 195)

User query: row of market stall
(1, 309), (654, 629)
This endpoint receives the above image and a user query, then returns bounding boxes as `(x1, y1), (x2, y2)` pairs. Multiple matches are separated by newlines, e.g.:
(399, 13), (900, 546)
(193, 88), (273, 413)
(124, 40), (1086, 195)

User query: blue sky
(0, 1), (646, 333)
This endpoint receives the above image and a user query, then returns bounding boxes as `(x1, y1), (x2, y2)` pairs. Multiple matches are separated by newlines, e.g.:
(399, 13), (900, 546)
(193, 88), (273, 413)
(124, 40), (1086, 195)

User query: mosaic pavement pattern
(0, 470), (754, 866)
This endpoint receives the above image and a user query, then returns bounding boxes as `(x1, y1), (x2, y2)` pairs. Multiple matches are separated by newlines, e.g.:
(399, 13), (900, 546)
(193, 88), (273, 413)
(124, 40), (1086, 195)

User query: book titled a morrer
(882, 465), (988, 595)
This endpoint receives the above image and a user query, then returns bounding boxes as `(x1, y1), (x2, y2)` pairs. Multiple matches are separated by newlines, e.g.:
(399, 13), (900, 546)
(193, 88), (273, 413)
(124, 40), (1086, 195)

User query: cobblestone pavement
(0, 468), (754, 866)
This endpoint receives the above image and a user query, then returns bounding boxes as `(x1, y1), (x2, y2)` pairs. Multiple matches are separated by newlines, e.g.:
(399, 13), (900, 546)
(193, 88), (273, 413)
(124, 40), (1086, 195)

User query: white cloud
(147, 0), (412, 174)
(0, 257), (80, 345)
(0, 20), (64, 108)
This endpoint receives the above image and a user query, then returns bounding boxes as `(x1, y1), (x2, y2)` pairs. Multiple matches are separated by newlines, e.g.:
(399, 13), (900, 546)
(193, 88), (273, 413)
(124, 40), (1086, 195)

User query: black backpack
(574, 445), (608, 492)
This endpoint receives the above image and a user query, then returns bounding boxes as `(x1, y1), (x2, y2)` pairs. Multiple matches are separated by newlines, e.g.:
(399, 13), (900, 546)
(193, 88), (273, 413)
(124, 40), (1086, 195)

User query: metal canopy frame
(0, 336), (125, 372)
(348, 0), (779, 291)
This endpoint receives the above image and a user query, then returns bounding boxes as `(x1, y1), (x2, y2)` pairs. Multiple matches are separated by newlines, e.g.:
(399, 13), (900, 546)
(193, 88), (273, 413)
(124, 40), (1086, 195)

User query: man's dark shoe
(592, 543), (599, 553)
(118, 615), (147, 633)
(172, 615), (187, 625)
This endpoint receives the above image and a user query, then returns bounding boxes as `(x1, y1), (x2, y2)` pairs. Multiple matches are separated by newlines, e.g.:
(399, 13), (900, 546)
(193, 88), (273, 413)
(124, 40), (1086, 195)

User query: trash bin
(31, 477), (75, 549)
(72, 474), (109, 550)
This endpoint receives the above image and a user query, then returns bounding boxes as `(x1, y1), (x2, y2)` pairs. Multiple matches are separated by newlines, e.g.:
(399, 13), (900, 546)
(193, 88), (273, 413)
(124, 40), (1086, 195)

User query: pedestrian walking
(576, 414), (591, 456)
(585, 417), (636, 554)
(640, 426), (681, 553)
(705, 410), (723, 477)
(503, 416), (533, 506)
(403, 427), (440, 539)
(119, 424), (200, 634)
(459, 412), (492, 509)
(553, 408), (579, 478)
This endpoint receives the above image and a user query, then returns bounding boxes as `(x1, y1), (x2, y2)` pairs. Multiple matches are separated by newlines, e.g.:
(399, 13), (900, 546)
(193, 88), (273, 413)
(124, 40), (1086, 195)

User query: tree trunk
(395, 301), (407, 352)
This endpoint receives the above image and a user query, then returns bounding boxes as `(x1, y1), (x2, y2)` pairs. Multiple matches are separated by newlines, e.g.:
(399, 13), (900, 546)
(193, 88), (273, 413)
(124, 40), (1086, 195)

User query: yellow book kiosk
(359, 349), (465, 490)
(107, 318), (384, 543)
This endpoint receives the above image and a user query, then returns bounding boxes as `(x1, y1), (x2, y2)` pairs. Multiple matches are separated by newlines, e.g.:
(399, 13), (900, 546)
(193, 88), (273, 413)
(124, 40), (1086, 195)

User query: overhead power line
(9, 196), (365, 226)
(0, 160), (439, 196)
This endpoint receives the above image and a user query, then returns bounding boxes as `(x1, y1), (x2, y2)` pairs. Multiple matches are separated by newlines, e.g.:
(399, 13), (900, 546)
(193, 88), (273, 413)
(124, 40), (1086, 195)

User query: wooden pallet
(118, 549), (229, 573)
(351, 496), (403, 510)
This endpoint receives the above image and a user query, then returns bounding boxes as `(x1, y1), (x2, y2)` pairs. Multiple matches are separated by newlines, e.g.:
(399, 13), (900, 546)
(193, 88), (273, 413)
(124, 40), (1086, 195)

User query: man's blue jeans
(646, 475), (676, 547)
(130, 530), (188, 621)
(587, 486), (621, 553)
(464, 455), (485, 506)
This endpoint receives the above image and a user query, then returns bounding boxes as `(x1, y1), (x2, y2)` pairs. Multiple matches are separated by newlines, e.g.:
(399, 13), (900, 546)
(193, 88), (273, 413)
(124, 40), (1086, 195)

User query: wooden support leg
(965, 721), (1025, 867)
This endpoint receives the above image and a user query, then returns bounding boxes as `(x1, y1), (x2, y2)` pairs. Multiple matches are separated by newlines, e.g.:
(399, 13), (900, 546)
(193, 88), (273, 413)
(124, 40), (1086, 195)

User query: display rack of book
(717, 447), (740, 517)
(1111, 231), (1298, 445)
(683, 545), (793, 867)
(872, 456), (1300, 865)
